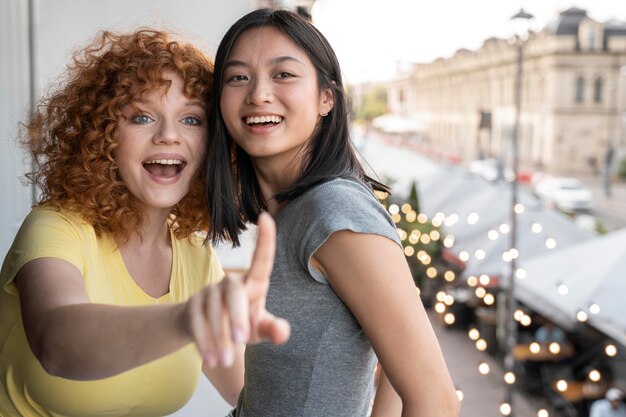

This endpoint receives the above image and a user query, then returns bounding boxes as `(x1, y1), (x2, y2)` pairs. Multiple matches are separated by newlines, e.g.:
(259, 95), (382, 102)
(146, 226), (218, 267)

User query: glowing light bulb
(549, 343), (561, 354)
(504, 372), (516, 384)
(537, 408), (549, 417)
(388, 204), (399, 215)
(589, 304), (600, 315)
(484, 294), (495, 306)
(476, 339), (487, 351)
(434, 303), (446, 314)
(558, 284), (569, 295)
(545, 237), (556, 249)
(589, 369), (601, 382)
(444, 313), (455, 325)
(531, 223), (543, 233)
(577, 311), (588, 322)
(500, 402), (512, 416)
(479, 362), (490, 375)
(467, 276), (478, 287)
(468, 328), (480, 340)
(530, 342), (541, 354)
(499, 223), (510, 234)
(514, 203), (524, 214)
(467, 212), (479, 225)
(605, 344), (618, 357)
(556, 379), (568, 392)
(516, 268), (526, 279)
(488, 229), (499, 240)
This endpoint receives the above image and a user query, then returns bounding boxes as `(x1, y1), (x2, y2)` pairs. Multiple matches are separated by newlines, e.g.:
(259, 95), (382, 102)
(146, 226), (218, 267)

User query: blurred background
(2, 0), (625, 416)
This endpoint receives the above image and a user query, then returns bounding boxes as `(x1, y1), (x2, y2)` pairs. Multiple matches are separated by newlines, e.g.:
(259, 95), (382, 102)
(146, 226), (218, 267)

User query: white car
(533, 177), (593, 212)
(468, 159), (515, 182)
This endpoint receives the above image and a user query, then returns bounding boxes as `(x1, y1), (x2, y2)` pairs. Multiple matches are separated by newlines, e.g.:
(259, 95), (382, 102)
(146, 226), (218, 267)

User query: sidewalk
(430, 311), (548, 417)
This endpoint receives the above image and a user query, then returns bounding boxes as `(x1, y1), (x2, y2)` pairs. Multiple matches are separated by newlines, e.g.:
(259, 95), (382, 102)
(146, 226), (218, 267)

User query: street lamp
(502, 8), (533, 417)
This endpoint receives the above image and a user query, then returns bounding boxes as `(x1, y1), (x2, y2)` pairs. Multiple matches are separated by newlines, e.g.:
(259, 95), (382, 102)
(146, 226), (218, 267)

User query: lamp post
(503, 8), (533, 417)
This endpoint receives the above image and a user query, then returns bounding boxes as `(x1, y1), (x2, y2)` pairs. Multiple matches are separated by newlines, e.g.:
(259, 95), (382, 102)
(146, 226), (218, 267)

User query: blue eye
(181, 116), (201, 126)
(132, 114), (153, 124)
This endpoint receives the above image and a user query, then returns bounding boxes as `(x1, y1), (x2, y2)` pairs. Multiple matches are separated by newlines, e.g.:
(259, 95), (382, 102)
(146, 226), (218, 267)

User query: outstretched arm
(17, 212), (289, 381)
(313, 230), (459, 417)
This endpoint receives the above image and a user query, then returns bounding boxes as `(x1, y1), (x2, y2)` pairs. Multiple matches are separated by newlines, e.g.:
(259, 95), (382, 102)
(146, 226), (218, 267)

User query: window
(594, 76), (603, 103)
(575, 76), (584, 103)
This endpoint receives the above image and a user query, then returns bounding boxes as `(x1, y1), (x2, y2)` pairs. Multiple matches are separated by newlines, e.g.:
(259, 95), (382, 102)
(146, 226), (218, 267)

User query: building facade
(387, 8), (626, 174)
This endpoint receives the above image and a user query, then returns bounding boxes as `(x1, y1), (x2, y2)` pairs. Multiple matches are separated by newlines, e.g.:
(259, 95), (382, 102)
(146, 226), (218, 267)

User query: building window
(588, 30), (596, 51)
(575, 76), (584, 103)
(594, 76), (603, 103)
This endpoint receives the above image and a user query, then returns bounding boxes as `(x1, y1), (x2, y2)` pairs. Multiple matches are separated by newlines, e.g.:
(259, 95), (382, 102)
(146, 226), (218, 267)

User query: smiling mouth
(244, 115), (283, 126)
(142, 159), (185, 178)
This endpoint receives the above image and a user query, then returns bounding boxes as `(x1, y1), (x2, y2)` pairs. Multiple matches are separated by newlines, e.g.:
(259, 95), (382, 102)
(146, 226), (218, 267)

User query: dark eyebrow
(224, 55), (305, 70)
(131, 98), (204, 108)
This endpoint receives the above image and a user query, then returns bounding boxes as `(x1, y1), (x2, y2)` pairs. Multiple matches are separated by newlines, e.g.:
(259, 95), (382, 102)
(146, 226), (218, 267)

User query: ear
(318, 88), (334, 117)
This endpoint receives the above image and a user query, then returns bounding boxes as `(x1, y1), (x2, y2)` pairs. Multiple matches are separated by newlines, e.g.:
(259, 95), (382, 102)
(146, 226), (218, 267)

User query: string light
(406, 210), (417, 222)
(476, 339), (488, 351)
(479, 274), (490, 286)
(436, 291), (447, 302)
(391, 213), (401, 223)
(556, 379), (568, 392)
(531, 222), (543, 233)
(417, 213), (428, 223)
(475, 287), (487, 298)
(588, 369), (601, 382)
(499, 223), (510, 234)
(515, 268), (526, 279)
(577, 311), (588, 322)
(514, 310), (525, 321)
(545, 237), (556, 249)
(557, 284), (569, 295)
(605, 344), (618, 357)
(537, 409), (549, 417)
(468, 328), (480, 340)
(504, 372), (516, 384)
(467, 212), (480, 224)
(388, 204), (399, 215)
(520, 315), (532, 327)
(401, 203), (412, 214)
(500, 402), (512, 416)
(488, 229), (499, 240)
(467, 275), (478, 287)
(484, 293), (495, 306)
(443, 235), (455, 248)
(589, 304), (600, 315)
(426, 267), (437, 278)
(549, 343), (561, 354)
(529, 342), (541, 354)
(429, 230), (441, 241)
(444, 295), (455, 306)
(478, 362), (490, 375)
(434, 303), (446, 314)
(444, 270), (456, 282)
(444, 313), (456, 325)
(514, 203), (525, 214)
(459, 251), (470, 262)
(404, 246), (415, 257)
(456, 389), (464, 402)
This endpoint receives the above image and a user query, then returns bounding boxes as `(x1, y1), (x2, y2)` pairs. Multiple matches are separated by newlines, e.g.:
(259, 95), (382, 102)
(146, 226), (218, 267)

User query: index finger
(245, 212), (276, 298)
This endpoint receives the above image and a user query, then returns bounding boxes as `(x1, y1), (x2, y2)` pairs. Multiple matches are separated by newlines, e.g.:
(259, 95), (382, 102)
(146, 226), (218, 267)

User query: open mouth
(244, 115), (283, 126)
(142, 159), (185, 178)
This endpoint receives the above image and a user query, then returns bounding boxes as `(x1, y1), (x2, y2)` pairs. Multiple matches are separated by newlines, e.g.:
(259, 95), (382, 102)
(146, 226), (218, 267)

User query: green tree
(354, 86), (387, 123)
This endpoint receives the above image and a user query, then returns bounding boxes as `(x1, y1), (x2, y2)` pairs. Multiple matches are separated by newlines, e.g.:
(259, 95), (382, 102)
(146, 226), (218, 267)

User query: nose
(153, 118), (180, 145)
(245, 78), (274, 105)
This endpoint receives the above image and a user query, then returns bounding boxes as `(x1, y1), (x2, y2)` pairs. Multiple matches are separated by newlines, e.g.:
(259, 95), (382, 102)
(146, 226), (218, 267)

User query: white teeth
(144, 159), (183, 165)
(245, 115), (283, 125)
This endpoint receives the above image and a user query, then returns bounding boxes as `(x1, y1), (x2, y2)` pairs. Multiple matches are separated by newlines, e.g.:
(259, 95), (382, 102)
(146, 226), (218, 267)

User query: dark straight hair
(206, 8), (388, 245)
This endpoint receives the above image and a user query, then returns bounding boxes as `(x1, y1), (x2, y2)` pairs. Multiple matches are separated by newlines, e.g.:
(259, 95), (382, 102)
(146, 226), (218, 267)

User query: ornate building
(387, 8), (626, 174)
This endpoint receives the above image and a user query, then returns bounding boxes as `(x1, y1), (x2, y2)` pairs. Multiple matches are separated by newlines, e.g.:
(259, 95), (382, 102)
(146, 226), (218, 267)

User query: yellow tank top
(0, 206), (224, 416)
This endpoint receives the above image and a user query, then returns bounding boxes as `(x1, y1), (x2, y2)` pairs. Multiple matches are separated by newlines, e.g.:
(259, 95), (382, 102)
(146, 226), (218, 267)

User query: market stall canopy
(515, 228), (626, 346)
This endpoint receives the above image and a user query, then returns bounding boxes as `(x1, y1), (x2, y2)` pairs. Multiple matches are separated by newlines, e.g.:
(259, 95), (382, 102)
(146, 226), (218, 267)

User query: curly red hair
(23, 29), (214, 241)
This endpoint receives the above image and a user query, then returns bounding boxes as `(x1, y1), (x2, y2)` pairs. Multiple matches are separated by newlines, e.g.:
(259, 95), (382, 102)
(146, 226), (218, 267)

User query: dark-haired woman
(206, 8), (459, 417)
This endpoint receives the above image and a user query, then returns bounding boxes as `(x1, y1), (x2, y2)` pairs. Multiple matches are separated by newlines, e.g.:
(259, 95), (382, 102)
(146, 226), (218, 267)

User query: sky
(311, 0), (626, 84)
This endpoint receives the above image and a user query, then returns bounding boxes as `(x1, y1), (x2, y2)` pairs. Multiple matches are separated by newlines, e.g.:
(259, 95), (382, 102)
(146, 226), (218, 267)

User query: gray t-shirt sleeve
(290, 178), (401, 284)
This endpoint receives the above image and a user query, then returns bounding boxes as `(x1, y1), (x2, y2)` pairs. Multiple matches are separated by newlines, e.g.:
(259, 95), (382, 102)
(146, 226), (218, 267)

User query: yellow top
(0, 206), (223, 417)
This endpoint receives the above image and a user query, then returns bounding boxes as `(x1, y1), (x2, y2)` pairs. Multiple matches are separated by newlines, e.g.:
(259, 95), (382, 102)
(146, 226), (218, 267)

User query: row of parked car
(468, 159), (594, 213)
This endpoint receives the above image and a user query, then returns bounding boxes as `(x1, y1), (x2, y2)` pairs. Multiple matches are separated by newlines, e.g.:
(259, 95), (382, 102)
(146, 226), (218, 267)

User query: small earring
(320, 110), (329, 117)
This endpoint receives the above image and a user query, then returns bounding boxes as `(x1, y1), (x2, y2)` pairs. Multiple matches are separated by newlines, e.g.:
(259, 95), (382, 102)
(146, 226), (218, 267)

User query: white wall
(1, 1), (261, 415)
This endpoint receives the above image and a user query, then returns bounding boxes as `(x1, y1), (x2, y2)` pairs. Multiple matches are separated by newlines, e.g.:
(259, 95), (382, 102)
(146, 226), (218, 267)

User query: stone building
(387, 8), (626, 174)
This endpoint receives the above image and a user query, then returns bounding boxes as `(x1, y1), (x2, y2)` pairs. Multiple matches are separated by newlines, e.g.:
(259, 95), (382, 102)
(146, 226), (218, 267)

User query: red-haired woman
(0, 29), (288, 416)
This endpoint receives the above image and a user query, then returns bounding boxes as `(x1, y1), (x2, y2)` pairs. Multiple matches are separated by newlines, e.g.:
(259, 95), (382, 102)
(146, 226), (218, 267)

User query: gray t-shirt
(231, 178), (401, 417)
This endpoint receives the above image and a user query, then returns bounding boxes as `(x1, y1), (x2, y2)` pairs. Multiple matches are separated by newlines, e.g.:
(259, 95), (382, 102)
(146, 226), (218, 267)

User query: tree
(354, 86), (387, 123)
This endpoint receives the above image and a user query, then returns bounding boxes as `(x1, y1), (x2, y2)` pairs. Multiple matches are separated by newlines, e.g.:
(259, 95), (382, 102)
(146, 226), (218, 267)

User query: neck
(119, 207), (172, 251)
(252, 157), (302, 216)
